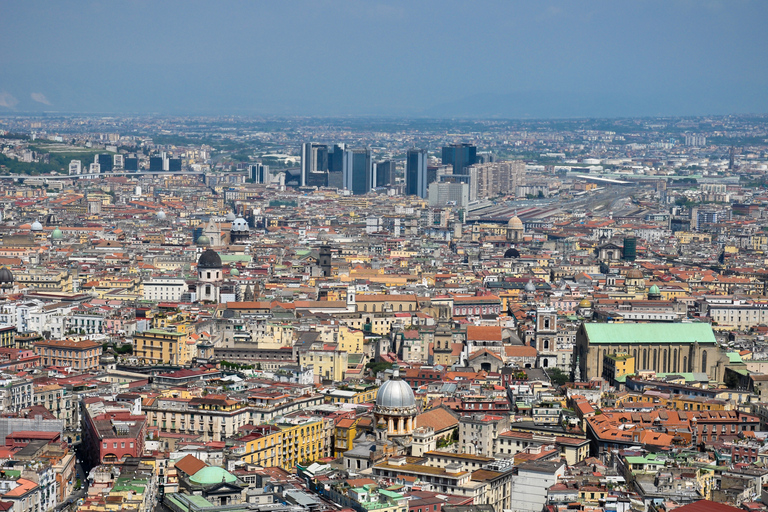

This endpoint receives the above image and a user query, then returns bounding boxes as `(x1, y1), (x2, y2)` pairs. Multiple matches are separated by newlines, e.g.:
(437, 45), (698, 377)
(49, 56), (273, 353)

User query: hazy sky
(1, 0), (766, 118)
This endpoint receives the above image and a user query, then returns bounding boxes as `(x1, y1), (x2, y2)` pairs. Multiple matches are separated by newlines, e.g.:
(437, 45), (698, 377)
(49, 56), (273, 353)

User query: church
(574, 322), (729, 382)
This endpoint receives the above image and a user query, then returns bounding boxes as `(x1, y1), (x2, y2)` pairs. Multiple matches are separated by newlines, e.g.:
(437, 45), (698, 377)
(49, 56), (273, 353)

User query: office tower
(428, 182), (469, 208)
(301, 143), (329, 187)
(124, 157), (139, 172)
(68, 160), (81, 175)
(405, 149), (428, 198)
(149, 157), (164, 172)
(327, 144), (346, 189)
(442, 143), (477, 175)
(113, 154), (124, 169)
(373, 160), (396, 188)
(95, 154), (113, 173)
(167, 158), (182, 172)
(249, 163), (268, 184)
(342, 148), (372, 195)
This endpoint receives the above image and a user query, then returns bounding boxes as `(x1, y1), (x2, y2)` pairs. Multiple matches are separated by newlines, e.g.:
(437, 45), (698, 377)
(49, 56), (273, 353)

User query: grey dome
(376, 375), (416, 408)
(198, 248), (222, 269)
(196, 235), (211, 246)
(525, 279), (536, 292)
(31, 221), (43, 232)
(157, 211), (166, 220)
(226, 211), (236, 222)
(0, 267), (13, 284)
(231, 217), (249, 232)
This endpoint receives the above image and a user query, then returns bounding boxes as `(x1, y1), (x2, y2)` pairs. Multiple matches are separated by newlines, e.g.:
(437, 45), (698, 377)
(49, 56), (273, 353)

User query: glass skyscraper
(442, 143), (477, 175)
(405, 148), (427, 198)
(342, 148), (372, 195)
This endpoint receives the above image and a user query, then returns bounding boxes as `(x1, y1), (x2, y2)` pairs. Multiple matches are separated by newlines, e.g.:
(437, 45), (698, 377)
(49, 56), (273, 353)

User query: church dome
(226, 211), (236, 222)
(196, 235), (211, 247)
(231, 217), (249, 232)
(157, 211), (166, 220)
(578, 298), (592, 308)
(376, 371), (416, 409)
(507, 216), (523, 230)
(0, 267), (13, 284)
(31, 221), (43, 232)
(649, 285), (660, 294)
(524, 279), (536, 293)
(190, 466), (237, 486)
(51, 227), (63, 240)
(230, 267), (240, 276)
(626, 268), (644, 280)
(198, 248), (222, 269)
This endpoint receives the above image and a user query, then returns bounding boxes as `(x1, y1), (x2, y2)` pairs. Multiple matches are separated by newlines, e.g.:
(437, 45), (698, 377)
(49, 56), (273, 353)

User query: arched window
(643, 349), (648, 369)
(683, 356), (688, 373)
(544, 340), (549, 350)
(399, 304), (403, 312)
(663, 349), (668, 373)
(543, 359), (549, 368)
(702, 351), (708, 373)
(673, 349), (678, 373)
(653, 349), (657, 370)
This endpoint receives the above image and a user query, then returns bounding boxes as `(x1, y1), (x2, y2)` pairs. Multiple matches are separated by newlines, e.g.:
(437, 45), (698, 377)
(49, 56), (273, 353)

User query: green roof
(584, 323), (716, 345)
(190, 466), (238, 485)
(220, 255), (251, 263)
(726, 352), (744, 364)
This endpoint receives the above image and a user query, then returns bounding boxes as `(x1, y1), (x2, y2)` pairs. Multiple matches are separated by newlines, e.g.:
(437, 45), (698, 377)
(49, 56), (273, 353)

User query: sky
(1, 0), (766, 118)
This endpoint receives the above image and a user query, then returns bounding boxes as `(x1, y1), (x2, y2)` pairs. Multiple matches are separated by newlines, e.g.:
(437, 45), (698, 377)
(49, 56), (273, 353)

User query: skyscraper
(95, 154), (113, 173)
(249, 163), (268, 184)
(342, 148), (372, 195)
(301, 142), (329, 187)
(442, 143), (477, 175)
(373, 160), (396, 188)
(405, 148), (428, 198)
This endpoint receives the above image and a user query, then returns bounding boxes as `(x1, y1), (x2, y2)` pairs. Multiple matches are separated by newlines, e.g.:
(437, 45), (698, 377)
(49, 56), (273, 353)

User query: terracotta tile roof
(174, 454), (207, 476)
(416, 407), (459, 433)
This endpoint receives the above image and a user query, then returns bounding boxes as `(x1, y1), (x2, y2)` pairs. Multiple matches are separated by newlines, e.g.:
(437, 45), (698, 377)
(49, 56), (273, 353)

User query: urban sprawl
(0, 114), (766, 512)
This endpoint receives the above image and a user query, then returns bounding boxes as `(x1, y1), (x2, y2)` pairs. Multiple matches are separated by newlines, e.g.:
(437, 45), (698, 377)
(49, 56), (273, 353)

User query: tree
(546, 368), (570, 386)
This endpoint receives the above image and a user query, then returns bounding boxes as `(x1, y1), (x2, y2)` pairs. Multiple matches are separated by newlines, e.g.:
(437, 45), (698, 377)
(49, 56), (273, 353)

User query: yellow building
(355, 293), (418, 313)
(134, 329), (190, 365)
(233, 416), (330, 469)
(602, 353), (635, 382)
(337, 326), (365, 354)
(15, 269), (73, 292)
(298, 347), (348, 382)
(334, 417), (358, 456)
(323, 385), (378, 405)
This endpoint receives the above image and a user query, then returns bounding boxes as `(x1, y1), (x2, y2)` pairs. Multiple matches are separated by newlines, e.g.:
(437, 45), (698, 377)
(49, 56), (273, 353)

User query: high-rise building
(249, 163), (269, 184)
(95, 154), (113, 173)
(373, 160), (396, 188)
(342, 148), (372, 195)
(113, 154), (124, 169)
(428, 182), (469, 208)
(301, 143), (329, 187)
(167, 158), (182, 172)
(124, 157), (139, 172)
(405, 149), (428, 198)
(442, 143), (477, 175)
(467, 161), (525, 200)
(68, 160), (81, 175)
(149, 157), (164, 172)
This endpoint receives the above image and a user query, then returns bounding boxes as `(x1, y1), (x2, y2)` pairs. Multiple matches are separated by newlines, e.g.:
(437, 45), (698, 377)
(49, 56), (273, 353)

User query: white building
(142, 278), (187, 302)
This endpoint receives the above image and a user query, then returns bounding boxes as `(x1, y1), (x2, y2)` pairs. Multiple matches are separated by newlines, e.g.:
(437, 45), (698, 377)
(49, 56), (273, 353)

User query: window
(113, 442), (117, 448)
(103, 442), (107, 449)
